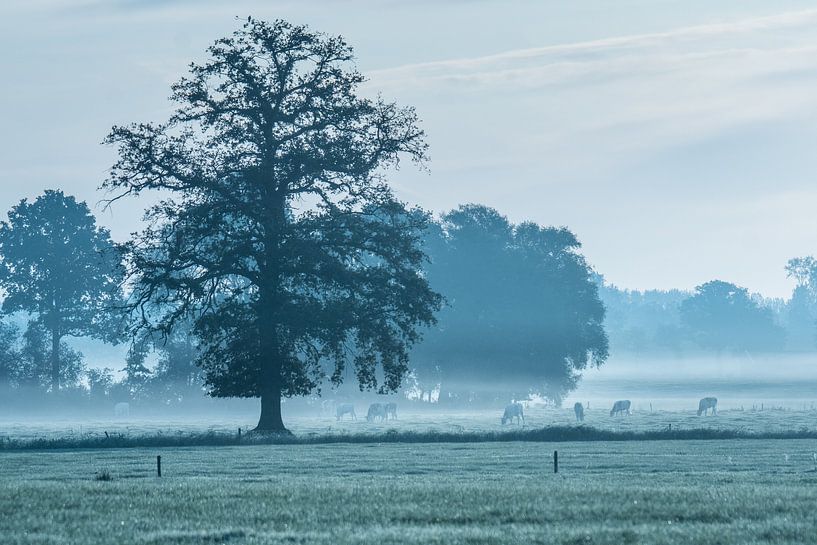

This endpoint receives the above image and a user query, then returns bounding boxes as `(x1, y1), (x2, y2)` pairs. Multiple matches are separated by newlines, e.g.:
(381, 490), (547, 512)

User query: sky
(2, 1), (817, 298)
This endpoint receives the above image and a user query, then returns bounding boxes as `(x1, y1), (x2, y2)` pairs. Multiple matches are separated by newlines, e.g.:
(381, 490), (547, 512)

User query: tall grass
(2, 425), (817, 451)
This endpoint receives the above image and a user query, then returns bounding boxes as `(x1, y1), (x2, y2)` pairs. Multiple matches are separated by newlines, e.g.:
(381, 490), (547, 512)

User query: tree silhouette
(0, 321), (19, 391)
(0, 190), (124, 391)
(104, 18), (440, 431)
(415, 205), (608, 404)
(18, 321), (85, 390)
(680, 280), (784, 353)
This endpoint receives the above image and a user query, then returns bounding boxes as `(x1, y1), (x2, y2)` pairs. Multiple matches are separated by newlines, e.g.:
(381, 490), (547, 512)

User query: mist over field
(570, 354), (817, 411)
(4, 2), (817, 544)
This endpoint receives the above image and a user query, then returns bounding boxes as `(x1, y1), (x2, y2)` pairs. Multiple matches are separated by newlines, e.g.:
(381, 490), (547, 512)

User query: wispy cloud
(369, 8), (817, 86)
(365, 8), (817, 172)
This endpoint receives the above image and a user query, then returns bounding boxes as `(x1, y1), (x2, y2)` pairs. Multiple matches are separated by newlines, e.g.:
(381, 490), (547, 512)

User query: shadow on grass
(3, 426), (817, 451)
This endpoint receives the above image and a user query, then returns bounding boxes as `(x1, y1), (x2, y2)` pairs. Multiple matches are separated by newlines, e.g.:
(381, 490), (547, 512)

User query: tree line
(0, 191), (608, 416)
(600, 267), (817, 355)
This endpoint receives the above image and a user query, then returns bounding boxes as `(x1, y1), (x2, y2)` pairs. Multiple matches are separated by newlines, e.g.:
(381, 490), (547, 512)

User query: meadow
(3, 387), (817, 543)
(3, 439), (817, 544)
(2, 404), (817, 445)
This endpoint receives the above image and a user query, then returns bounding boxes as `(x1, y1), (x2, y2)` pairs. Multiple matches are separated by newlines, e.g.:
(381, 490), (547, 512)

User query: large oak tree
(104, 18), (441, 431)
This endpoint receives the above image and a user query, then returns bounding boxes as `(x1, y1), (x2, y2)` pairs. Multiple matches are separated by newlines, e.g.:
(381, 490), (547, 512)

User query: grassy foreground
(5, 425), (817, 450)
(3, 439), (817, 544)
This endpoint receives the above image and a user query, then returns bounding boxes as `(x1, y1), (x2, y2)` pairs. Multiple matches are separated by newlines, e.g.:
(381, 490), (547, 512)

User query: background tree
(597, 278), (689, 354)
(143, 319), (203, 405)
(87, 367), (114, 401)
(414, 204), (608, 405)
(17, 322), (85, 390)
(0, 190), (124, 390)
(105, 18), (441, 431)
(121, 334), (153, 399)
(0, 321), (20, 391)
(679, 280), (785, 353)
(783, 256), (817, 351)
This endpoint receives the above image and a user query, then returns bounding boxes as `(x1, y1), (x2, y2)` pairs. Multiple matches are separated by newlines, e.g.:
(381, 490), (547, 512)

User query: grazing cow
(574, 402), (584, 422)
(697, 397), (718, 416)
(336, 403), (356, 421)
(367, 403), (387, 422)
(384, 402), (398, 420)
(610, 400), (631, 417)
(501, 403), (525, 425)
(114, 402), (130, 418)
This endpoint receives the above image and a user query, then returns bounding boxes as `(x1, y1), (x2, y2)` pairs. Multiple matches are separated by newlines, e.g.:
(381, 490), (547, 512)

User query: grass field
(2, 405), (816, 444)
(3, 439), (817, 544)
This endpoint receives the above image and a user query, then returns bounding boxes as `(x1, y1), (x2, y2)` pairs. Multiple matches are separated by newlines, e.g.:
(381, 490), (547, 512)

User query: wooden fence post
(554, 450), (558, 473)
(157, 455), (162, 477)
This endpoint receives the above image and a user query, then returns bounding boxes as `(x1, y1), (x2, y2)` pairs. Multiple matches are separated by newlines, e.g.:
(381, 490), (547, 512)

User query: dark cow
(501, 403), (525, 425)
(610, 400), (631, 416)
(366, 403), (387, 422)
(697, 397), (718, 416)
(574, 402), (584, 422)
(336, 403), (356, 421)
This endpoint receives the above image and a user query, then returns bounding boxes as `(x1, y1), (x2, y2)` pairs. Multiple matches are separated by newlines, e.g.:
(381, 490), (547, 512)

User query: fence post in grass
(157, 455), (162, 477)
(238, 427), (242, 442)
(554, 450), (558, 473)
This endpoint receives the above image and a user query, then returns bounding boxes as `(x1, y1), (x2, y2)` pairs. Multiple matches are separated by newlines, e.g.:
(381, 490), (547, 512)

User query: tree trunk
(254, 283), (289, 433)
(50, 328), (60, 392)
(255, 383), (288, 433)
(255, 190), (289, 433)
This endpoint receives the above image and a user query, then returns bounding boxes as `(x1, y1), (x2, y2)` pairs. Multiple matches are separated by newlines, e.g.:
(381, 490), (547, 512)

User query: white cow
(610, 400), (631, 417)
(336, 403), (356, 421)
(114, 402), (130, 418)
(501, 403), (525, 425)
(574, 402), (585, 422)
(698, 397), (718, 416)
(384, 402), (398, 420)
(366, 403), (387, 422)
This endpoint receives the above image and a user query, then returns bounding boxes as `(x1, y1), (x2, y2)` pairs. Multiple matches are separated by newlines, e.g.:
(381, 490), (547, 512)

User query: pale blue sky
(3, 1), (817, 298)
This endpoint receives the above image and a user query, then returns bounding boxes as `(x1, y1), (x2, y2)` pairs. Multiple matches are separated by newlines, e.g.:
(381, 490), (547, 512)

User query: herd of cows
(108, 397), (721, 425)
(333, 401), (399, 422)
(327, 397), (720, 425)
(572, 397), (718, 422)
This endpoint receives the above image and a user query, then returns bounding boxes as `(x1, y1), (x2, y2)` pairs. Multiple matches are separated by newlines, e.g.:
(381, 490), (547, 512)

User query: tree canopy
(104, 18), (441, 431)
(414, 204), (608, 404)
(679, 280), (784, 353)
